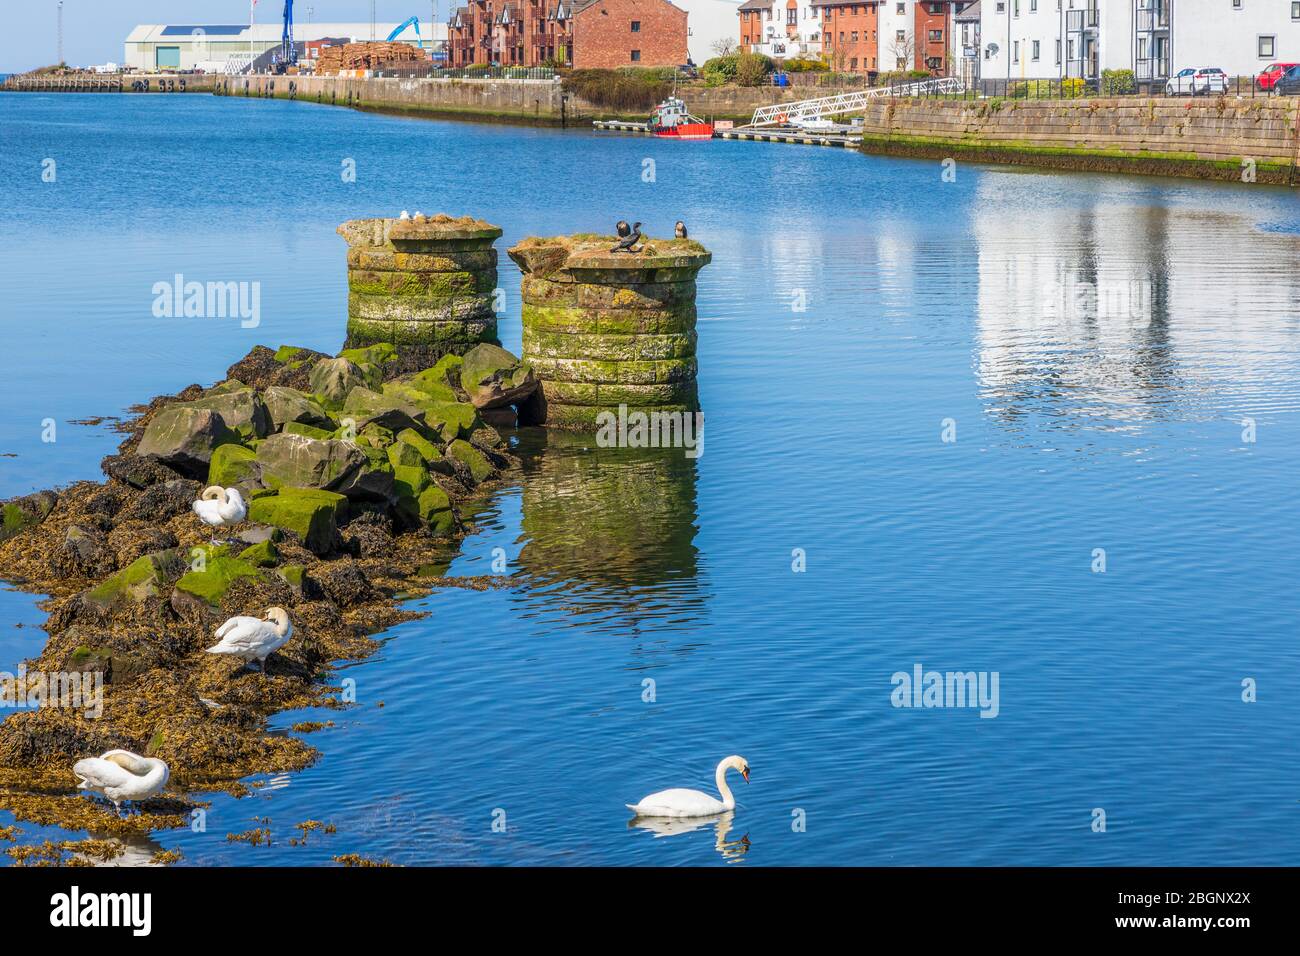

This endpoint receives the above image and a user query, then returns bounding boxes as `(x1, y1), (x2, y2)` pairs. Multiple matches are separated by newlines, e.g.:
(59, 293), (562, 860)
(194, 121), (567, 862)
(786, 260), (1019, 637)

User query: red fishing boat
(648, 96), (714, 140)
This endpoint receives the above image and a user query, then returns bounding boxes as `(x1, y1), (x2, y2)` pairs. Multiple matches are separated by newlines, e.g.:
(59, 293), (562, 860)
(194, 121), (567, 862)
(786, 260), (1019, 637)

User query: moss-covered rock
(341, 387), (426, 436)
(85, 550), (187, 607)
(283, 421), (334, 440)
(394, 428), (440, 464)
(0, 491), (57, 543)
(263, 386), (335, 432)
(447, 439), (494, 484)
(256, 433), (368, 493)
(386, 440), (427, 470)
(422, 401), (481, 443)
(459, 343), (539, 410)
(237, 540), (279, 568)
(207, 443), (259, 488)
(338, 343), (397, 367)
(308, 357), (368, 406)
(180, 387), (271, 440)
(174, 553), (263, 607)
(277, 563), (305, 593)
(247, 487), (346, 555)
(136, 407), (239, 479)
(407, 354), (464, 403)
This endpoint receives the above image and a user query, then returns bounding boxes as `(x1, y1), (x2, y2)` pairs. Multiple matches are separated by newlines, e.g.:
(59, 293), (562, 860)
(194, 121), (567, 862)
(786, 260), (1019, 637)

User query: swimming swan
(626, 755), (750, 818)
(206, 607), (292, 671)
(73, 749), (170, 815)
(192, 486), (247, 526)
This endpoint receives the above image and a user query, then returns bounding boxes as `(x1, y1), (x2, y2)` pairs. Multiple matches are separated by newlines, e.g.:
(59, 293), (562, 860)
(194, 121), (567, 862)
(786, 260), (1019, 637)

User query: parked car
(1257, 62), (1300, 91)
(1274, 64), (1300, 96)
(1165, 67), (1229, 96)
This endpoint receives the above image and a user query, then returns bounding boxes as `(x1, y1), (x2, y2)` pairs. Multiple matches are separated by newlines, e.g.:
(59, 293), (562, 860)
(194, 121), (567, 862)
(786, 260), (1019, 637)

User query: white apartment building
(738, 0), (825, 59)
(980, 0), (1300, 87)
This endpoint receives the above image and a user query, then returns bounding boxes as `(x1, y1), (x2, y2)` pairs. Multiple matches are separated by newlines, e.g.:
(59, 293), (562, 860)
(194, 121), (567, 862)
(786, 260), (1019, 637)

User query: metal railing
(749, 76), (965, 127)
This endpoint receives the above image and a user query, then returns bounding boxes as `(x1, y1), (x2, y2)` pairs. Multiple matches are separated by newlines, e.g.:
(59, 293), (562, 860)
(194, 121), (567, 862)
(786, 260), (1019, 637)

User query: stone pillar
(338, 215), (502, 370)
(508, 233), (711, 429)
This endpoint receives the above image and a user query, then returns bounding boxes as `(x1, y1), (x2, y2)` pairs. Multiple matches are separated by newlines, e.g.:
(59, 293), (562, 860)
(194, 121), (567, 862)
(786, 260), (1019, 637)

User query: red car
(1257, 62), (1299, 90)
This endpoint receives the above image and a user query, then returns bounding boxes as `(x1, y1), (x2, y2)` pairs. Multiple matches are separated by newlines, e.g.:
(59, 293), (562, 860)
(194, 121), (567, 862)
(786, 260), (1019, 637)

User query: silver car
(1165, 67), (1230, 96)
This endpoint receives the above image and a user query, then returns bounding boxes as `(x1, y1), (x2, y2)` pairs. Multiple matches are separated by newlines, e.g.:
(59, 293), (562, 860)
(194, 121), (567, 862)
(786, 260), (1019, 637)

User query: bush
(1101, 68), (1136, 95)
(876, 69), (932, 87)
(702, 53), (740, 82)
(561, 68), (673, 112)
(782, 57), (828, 74)
(735, 51), (774, 87)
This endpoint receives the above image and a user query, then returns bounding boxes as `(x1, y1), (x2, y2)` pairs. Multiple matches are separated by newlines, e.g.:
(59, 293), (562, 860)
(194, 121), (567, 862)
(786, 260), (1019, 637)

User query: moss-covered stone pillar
(508, 234), (711, 429)
(338, 214), (502, 370)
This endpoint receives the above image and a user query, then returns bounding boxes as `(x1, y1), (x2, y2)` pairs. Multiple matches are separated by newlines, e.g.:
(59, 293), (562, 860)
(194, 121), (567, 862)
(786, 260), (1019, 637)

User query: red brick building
(449, 0), (686, 68)
(814, 1), (879, 74)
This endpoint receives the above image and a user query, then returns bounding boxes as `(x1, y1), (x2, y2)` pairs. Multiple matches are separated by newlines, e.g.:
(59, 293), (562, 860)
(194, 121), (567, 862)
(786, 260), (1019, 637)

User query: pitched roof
(955, 0), (981, 21)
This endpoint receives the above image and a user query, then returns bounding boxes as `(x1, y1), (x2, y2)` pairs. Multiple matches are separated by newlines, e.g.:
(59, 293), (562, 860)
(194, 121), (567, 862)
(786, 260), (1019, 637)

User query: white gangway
(748, 76), (966, 128)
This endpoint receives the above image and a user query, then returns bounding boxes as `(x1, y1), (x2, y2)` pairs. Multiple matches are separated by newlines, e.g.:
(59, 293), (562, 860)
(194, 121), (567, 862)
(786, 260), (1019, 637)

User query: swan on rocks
(206, 607), (292, 672)
(626, 755), (750, 818)
(192, 486), (247, 527)
(73, 750), (170, 816)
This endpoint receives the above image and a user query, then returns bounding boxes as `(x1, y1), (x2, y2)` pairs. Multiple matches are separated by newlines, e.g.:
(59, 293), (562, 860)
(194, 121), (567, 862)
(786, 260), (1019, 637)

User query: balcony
(1136, 6), (1170, 34)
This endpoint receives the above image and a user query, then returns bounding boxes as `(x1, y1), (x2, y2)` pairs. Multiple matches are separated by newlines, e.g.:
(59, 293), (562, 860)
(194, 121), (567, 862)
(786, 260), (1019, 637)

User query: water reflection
(627, 810), (751, 863)
(972, 190), (1300, 433)
(508, 428), (707, 637)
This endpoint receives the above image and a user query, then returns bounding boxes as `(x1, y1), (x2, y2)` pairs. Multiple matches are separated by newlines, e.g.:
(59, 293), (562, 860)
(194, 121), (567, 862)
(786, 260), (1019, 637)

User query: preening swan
(626, 755), (750, 818)
(192, 485), (247, 526)
(206, 607), (292, 671)
(73, 749), (170, 815)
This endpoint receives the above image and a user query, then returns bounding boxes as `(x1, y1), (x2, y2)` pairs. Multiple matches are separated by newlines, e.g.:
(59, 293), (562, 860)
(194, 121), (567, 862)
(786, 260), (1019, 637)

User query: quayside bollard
(337, 214), (503, 370)
(508, 232), (711, 429)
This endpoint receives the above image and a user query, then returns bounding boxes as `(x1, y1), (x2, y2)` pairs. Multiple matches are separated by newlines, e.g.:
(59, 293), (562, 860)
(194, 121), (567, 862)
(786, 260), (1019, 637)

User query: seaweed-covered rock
(394, 428), (441, 464)
(120, 479), (202, 523)
(59, 524), (115, 578)
(338, 343), (397, 367)
(308, 357), (369, 406)
(0, 491), (57, 543)
(247, 488), (345, 555)
(307, 560), (376, 608)
(263, 386), (335, 432)
(256, 433), (367, 493)
(106, 523), (179, 568)
(283, 421), (334, 440)
(84, 550), (187, 608)
(181, 387), (271, 440)
(416, 485), (455, 534)
(101, 454), (180, 490)
(207, 444), (260, 489)
(135, 407), (239, 479)
(459, 343), (538, 410)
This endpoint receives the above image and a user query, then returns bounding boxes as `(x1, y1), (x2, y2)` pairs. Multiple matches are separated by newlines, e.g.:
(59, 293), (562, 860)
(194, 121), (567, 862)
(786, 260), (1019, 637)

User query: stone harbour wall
(509, 234), (711, 429)
(337, 215), (503, 369)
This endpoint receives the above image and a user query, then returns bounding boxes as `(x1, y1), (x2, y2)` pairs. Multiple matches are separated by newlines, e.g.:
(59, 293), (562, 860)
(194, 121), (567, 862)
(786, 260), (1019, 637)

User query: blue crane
(280, 0), (298, 67)
(387, 16), (423, 47)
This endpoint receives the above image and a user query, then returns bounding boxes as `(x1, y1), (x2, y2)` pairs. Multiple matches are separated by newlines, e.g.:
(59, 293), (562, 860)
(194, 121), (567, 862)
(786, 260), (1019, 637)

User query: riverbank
(859, 96), (1300, 185)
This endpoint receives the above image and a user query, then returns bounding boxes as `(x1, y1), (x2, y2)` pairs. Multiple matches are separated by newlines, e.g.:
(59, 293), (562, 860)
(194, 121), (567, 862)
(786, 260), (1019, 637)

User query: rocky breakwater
(0, 338), (538, 838)
(509, 232), (711, 429)
(339, 214), (504, 373)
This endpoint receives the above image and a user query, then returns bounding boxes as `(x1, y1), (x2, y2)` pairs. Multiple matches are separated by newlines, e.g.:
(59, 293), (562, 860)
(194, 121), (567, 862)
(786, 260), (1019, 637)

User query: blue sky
(3, 1), (449, 72)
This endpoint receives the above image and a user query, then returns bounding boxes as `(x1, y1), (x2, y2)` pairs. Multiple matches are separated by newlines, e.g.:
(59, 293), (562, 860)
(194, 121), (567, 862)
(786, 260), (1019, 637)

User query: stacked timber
(316, 42), (426, 75)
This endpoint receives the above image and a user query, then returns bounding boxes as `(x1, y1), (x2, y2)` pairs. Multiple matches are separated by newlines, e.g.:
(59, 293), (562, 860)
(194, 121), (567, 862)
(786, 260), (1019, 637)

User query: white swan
(206, 606), (292, 671)
(73, 749), (170, 815)
(626, 755), (750, 818)
(191, 485), (247, 526)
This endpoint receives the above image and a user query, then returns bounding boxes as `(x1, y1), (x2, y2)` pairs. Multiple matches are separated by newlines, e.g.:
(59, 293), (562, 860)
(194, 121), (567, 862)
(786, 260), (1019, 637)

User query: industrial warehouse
(124, 20), (443, 75)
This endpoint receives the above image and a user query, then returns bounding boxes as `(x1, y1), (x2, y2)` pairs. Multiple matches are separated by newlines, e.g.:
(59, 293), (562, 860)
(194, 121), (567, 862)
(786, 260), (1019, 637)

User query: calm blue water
(2, 92), (1299, 866)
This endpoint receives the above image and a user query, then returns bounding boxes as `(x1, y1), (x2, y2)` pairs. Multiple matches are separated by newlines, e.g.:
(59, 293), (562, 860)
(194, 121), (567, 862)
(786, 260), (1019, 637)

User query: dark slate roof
(955, 0), (981, 22)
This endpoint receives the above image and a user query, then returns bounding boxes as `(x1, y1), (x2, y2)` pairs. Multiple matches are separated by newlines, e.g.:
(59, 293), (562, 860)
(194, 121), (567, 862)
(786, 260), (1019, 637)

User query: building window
(851, 31), (858, 42)
(1032, 40), (1039, 61)
(1293, 1), (1300, 20)
(1013, 40), (1019, 63)
(1055, 38), (1060, 64)
(630, 20), (640, 32)
(929, 29), (942, 43)
(1259, 35), (1276, 59)
(896, 3), (905, 14)
(1030, 0), (1036, 10)
(630, 49), (640, 61)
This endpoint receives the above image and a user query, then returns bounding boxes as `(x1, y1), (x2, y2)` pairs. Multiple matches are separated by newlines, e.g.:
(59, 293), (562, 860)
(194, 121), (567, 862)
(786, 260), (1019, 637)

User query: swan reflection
(627, 810), (752, 862)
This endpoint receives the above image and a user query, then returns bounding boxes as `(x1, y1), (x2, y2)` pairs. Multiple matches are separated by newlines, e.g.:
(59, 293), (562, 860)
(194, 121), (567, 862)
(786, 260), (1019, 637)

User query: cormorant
(610, 222), (642, 254)
(675, 220), (688, 239)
